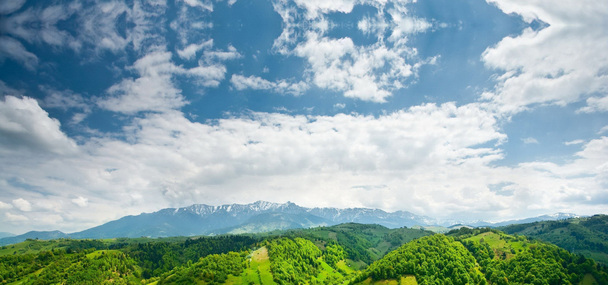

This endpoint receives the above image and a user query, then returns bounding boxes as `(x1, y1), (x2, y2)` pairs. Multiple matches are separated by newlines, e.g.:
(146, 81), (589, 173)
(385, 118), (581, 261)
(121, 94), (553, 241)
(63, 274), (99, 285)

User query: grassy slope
(226, 246), (275, 284)
(464, 231), (525, 259)
(499, 214), (608, 264)
(463, 231), (601, 285)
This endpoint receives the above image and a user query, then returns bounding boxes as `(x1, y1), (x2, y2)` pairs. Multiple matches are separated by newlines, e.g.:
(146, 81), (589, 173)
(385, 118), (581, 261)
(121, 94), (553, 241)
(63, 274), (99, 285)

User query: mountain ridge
(0, 201), (584, 246)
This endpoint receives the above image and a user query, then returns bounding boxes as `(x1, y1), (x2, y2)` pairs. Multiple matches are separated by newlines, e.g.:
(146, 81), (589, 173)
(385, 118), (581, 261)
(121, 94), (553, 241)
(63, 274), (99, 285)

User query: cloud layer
(0, 0), (607, 234)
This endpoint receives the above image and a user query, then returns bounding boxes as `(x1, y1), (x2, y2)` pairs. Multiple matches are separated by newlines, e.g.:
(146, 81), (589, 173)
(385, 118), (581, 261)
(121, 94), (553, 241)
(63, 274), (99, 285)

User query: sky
(0, 0), (607, 234)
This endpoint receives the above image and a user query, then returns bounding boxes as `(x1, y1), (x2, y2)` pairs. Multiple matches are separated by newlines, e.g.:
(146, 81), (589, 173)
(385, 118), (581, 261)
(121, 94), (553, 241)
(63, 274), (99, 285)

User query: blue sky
(0, 0), (607, 234)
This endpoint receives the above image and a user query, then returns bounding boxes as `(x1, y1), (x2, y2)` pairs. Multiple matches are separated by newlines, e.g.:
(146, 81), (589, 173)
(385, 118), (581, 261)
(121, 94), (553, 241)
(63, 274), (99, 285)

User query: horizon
(0, 200), (589, 236)
(1, 0), (608, 234)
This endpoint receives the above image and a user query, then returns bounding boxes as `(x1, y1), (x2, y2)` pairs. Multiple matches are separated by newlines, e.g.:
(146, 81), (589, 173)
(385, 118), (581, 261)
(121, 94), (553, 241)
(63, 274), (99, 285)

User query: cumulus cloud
(99, 50), (187, 113)
(1, 97), (607, 231)
(231, 74), (309, 96)
(579, 96), (608, 113)
(0, 96), (77, 155)
(99, 48), (232, 113)
(292, 0), (367, 19)
(512, 137), (608, 213)
(12, 198), (32, 212)
(5, 212), (28, 222)
(274, 0), (437, 102)
(294, 32), (414, 102)
(482, 0), (608, 113)
(0, 201), (12, 210)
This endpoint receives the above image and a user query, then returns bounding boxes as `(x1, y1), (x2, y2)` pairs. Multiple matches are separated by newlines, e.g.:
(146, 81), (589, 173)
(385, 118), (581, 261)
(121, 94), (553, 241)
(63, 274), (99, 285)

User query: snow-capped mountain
(0, 201), (584, 245)
(66, 201), (431, 239)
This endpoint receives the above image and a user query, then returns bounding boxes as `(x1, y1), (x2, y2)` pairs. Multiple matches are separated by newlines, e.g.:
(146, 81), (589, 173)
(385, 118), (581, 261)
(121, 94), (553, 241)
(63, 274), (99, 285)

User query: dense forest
(1, 222), (607, 284)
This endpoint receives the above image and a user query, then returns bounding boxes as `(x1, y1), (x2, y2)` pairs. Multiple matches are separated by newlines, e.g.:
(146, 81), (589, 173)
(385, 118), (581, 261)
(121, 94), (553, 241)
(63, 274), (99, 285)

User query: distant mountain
(0, 232), (14, 239)
(68, 201), (434, 239)
(470, 212), (580, 227)
(0, 230), (68, 246)
(0, 201), (588, 245)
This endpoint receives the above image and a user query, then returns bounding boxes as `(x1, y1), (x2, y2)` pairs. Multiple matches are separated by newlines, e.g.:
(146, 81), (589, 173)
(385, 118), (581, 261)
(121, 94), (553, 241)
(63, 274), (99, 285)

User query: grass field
(465, 232), (524, 259)
(226, 247), (275, 284)
(356, 275), (418, 285)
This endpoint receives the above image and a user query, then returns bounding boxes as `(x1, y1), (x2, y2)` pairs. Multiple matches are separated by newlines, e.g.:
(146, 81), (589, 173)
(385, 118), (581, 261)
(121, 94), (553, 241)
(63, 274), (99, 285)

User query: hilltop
(1, 223), (608, 284)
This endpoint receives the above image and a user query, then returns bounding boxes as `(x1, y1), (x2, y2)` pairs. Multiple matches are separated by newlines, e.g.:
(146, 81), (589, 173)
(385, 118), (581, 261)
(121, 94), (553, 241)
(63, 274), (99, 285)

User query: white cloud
(12, 198), (32, 212)
(100, 50), (187, 114)
(482, 0), (608, 114)
(203, 45), (241, 62)
(579, 96), (608, 113)
(387, 7), (432, 43)
(0, 0), (169, 57)
(5, 212), (28, 222)
(177, 39), (213, 60)
(188, 65), (227, 87)
(0, 96), (77, 155)
(273, 0), (436, 102)
(231, 74), (309, 96)
(99, 48), (231, 113)
(293, 0), (355, 18)
(564, 139), (584, 146)
(0, 201), (12, 210)
(599, 126), (608, 135)
(0, 80), (22, 96)
(71, 196), (88, 207)
(522, 137), (539, 144)
(2, 97), (608, 231)
(0, 37), (38, 70)
(512, 137), (608, 213)
(41, 87), (89, 111)
(181, 0), (213, 11)
(295, 32), (419, 102)
(0, 0), (26, 14)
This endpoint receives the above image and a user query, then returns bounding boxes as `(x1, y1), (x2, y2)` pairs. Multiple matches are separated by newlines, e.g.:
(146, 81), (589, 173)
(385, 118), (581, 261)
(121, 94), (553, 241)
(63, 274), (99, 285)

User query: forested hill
(1, 224), (607, 284)
(499, 214), (608, 264)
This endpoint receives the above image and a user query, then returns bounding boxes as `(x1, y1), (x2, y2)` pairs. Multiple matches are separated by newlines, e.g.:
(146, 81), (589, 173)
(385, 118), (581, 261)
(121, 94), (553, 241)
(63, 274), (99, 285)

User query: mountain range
(0, 201), (579, 246)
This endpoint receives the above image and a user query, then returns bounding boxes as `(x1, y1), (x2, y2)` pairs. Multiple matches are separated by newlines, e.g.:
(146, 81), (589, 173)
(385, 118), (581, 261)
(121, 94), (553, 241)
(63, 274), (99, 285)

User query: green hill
(1, 223), (608, 284)
(499, 214), (608, 264)
(357, 230), (608, 284)
(353, 234), (485, 284)
(276, 223), (434, 268)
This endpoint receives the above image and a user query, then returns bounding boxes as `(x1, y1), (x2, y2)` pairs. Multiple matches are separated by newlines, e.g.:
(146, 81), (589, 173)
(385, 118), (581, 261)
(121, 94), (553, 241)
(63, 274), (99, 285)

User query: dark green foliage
(266, 237), (322, 284)
(158, 251), (246, 284)
(356, 234), (486, 284)
(117, 235), (258, 278)
(280, 223), (433, 265)
(0, 249), (141, 284)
